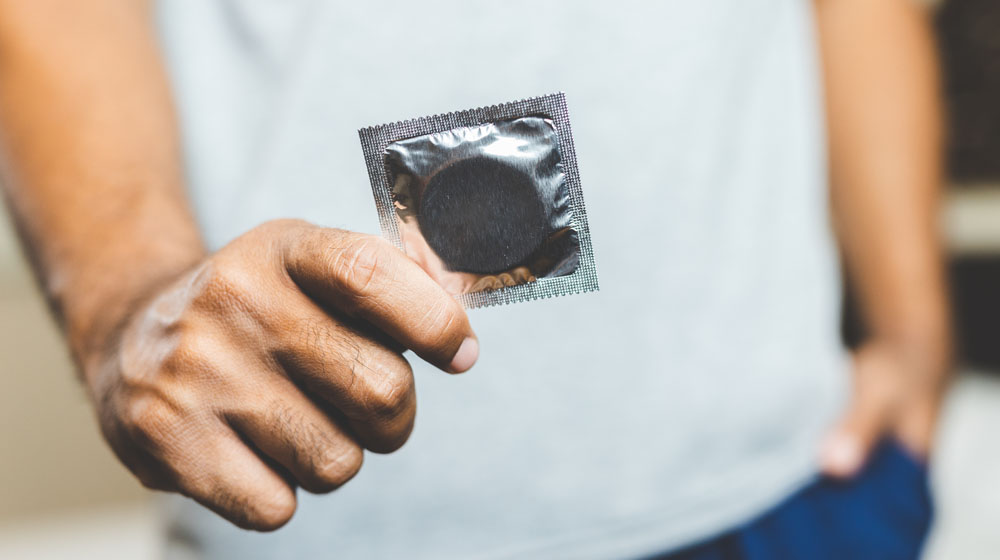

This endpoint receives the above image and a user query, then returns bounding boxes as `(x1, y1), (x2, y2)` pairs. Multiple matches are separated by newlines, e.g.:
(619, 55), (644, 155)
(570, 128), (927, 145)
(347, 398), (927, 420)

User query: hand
(82, 219), (479, 530)
(819, 340), (950, 477)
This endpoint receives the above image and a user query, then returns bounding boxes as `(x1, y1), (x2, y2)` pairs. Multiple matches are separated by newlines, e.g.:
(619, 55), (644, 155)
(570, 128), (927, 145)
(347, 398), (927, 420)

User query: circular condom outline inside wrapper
(359, 93), (598, 309)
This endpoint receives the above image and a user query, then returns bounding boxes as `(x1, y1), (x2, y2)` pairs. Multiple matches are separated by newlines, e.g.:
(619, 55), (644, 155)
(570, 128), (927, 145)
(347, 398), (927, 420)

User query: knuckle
(358, 359), (414, 423)
(248, 490), (297, 531)
(414, 299), (464, 350)
(161, 330), (213, 376)
(200, 261), (257, 308)
(181, 474), (296, 532)
(309, 445), (364, 492)
(178, 470), (215, 502)
(366, 421), (415, 454)
(294, 316), (349, 374)
(329, 235), (389, 298)
(122, 395), (174, 444)
(262, 403), (360, 493)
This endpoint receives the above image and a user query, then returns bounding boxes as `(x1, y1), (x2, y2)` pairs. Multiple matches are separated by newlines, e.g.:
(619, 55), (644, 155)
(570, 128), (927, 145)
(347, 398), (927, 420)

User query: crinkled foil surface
(359, 93), (598, 308)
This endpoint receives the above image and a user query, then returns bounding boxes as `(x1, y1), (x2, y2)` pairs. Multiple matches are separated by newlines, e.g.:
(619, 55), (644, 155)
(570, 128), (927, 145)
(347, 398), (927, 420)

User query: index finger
(282, 225), (478, 373)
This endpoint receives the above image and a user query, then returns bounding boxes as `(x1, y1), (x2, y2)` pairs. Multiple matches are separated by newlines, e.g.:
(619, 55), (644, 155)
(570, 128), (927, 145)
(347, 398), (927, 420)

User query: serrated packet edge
(358, 92), (598, 309)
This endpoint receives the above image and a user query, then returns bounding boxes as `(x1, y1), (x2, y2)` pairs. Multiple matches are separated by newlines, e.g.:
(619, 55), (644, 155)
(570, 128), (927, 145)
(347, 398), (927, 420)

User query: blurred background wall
(0, 210), (145, 519)
(0, 209), (159, 559)
(937, 0), (1000, 371)
(0, 0), (999, 558)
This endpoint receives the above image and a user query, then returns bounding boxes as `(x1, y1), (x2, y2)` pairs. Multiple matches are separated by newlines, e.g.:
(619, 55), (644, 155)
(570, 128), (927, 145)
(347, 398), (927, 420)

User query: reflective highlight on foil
(384, 116), (578, 295)
(358, 92), (599, 309)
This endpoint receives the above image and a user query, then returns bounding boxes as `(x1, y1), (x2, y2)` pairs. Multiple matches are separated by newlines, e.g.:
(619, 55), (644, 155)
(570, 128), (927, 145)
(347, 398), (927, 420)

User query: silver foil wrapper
(359, 92), (598, 308)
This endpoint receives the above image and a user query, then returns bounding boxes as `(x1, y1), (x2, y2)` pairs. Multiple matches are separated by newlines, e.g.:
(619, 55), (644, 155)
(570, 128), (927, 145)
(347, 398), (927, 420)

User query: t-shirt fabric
(155, 1), (850, 558)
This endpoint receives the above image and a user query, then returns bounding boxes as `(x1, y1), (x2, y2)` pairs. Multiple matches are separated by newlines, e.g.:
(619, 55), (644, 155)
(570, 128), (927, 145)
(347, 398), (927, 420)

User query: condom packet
(358, 92), (598, 308)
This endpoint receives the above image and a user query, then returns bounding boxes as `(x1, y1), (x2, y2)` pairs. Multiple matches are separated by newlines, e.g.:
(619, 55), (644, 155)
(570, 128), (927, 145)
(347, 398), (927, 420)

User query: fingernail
(448, 337), (479, 373)
(822, 432), (862, 477)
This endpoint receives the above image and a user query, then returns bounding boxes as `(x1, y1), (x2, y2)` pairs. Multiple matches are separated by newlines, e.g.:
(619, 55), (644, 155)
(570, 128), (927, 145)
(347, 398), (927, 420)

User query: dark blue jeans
(654, 440), (933, 560)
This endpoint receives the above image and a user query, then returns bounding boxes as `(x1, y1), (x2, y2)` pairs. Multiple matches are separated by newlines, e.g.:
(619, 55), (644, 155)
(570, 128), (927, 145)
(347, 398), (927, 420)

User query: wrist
(873, 329), (952, 383)
(63, 247), (204, 389)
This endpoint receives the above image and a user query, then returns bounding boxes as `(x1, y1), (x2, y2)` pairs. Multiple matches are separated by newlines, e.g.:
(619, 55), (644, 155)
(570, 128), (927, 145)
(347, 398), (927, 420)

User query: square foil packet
(359, 92), (598, 308)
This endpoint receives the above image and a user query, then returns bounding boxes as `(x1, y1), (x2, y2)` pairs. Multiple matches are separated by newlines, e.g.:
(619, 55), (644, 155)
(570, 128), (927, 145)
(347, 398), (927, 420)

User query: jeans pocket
(888, 438), (930, 476)
(877, 439), (935, 549)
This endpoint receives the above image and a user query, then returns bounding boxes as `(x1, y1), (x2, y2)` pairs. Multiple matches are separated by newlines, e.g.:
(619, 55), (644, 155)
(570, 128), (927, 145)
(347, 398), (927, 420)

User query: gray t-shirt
(156, 1), (849, 558)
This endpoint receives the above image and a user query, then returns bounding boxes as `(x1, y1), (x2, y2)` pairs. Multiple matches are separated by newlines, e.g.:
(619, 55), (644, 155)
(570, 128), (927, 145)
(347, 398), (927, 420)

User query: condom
(359, 93), (598, 308)
(420, 156), (549, 274)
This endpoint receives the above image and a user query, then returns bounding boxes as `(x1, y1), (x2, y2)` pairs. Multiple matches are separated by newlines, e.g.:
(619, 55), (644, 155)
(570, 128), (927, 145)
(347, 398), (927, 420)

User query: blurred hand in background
(816, 0), (952, 477)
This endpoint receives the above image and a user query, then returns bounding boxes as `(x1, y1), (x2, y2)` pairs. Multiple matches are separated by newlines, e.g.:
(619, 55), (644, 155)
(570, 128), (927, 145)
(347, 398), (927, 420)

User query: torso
(157, 1), (848, 558)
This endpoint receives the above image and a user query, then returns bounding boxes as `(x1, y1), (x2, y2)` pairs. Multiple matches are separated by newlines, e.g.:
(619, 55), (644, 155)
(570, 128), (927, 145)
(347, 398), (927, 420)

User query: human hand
(81, 219), (478, 530)
(819, 340), (950, 477)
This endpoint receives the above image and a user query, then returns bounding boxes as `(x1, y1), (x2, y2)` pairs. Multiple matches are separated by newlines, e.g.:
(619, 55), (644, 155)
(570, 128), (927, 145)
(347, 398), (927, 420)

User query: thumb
(819, 389), (892, 479)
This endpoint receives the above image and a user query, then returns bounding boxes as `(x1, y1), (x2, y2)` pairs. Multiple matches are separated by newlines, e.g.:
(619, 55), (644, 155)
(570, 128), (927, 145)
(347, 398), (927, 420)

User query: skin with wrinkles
(0, 0), (949, 536)
(0, 2), (478, 531)
(88, 220), (477, 529)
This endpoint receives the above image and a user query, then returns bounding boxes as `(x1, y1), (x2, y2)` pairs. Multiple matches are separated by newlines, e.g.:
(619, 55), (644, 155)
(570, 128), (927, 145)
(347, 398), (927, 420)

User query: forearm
(0, 0), (204, 378)
(817, 0), (951, 377)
